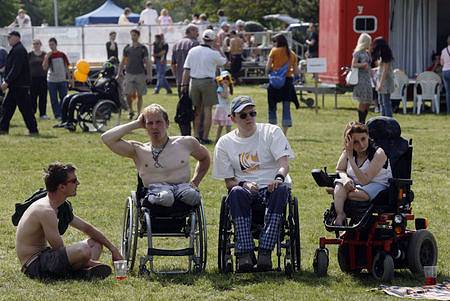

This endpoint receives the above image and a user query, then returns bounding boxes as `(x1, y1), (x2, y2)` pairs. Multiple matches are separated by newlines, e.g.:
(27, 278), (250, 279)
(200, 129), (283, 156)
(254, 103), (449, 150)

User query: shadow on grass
(141, 269), (338, 291)
(14, 133), (58, 139)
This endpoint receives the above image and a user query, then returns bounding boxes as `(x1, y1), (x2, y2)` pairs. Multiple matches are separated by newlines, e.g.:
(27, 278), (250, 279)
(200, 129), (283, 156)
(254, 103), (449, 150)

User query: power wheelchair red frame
(311, 117), (437, 281)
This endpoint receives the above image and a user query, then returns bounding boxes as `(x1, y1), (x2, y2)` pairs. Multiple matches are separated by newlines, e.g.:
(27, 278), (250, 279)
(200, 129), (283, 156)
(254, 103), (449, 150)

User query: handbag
(345, 67), (359, 85)
(269, 63), (289, 89)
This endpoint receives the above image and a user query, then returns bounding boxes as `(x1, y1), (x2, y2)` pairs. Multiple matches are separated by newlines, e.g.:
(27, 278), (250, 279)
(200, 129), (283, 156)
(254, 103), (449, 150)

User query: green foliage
(0, 85), (448, 300)
(0, 0), (19, 27)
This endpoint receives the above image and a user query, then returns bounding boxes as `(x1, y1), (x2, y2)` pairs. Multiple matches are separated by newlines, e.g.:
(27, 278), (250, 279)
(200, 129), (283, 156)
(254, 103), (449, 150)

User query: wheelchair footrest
(148, 247), (194, 256)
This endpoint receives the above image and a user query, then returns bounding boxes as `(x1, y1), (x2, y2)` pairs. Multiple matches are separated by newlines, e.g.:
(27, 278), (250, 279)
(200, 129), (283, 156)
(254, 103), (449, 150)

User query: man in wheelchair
(213, 96), (295, 272)
(54, 60), (120, 132)
(101, 103), (210, 207)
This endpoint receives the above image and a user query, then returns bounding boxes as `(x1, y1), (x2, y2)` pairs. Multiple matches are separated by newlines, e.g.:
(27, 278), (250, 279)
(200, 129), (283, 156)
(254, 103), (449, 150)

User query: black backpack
(12, 188), (74, 235)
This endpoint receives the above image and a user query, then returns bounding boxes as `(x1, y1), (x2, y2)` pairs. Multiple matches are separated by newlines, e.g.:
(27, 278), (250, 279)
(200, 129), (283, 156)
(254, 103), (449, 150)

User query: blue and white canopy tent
(75, 0), (140, 26)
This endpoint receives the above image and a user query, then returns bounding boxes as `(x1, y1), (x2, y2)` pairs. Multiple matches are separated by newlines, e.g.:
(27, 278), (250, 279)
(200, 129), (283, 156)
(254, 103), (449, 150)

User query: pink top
(441, 46), (450, 71)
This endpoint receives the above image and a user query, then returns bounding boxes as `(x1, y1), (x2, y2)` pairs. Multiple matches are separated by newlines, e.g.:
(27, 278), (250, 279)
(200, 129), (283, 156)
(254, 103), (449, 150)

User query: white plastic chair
(391, 69), (409, 114)
(413, 72), (442, 114)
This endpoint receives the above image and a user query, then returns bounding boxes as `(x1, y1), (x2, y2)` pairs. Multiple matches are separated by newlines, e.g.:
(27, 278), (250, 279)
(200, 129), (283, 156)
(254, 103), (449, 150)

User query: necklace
(151, 137), (169, 168)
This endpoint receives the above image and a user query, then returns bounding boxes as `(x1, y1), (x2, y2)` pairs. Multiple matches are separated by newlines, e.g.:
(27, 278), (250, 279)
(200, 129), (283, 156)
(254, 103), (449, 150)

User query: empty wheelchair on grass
(311, 117), (437, 281)
(60, 61), (124, 133)
(218, 179), (301, 277)
(121, 176), (207, 275)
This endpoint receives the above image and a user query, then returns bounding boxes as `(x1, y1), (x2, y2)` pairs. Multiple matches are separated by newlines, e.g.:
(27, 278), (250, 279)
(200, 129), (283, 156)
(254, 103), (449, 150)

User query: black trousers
(30, 76), (48, 117)
(0, 87), (38, 133)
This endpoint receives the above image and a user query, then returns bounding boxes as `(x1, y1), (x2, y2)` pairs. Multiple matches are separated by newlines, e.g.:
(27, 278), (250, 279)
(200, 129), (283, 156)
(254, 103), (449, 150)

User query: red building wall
(318, 0), (390, 85)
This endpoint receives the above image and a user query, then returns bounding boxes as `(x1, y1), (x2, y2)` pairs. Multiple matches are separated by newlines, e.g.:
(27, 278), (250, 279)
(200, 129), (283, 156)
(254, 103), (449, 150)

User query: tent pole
(53, 0), (59, 26)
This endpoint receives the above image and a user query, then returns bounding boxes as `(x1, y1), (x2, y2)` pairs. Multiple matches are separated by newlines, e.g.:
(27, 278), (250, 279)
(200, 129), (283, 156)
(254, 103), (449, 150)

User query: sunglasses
(65, 177), (79, 184)
(238, 111), (257, 119)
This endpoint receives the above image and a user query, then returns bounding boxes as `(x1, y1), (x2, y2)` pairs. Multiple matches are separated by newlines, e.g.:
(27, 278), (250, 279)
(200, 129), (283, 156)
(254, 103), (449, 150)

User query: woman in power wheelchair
(54, 60), (122, 132)
(312, 117), (437, 281)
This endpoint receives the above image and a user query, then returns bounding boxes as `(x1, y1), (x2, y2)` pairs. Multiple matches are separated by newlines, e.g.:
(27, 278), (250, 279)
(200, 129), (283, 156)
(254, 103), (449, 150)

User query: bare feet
(334, 214), (346, 226)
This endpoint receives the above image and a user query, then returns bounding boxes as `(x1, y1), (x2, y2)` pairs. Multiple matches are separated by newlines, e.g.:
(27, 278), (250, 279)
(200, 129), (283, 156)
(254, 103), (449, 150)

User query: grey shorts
(145, 183), (201, 207)
(123, 73), (147, 96)
(22, 247), (73, 280)
(356, 182), (388, 201)
(189, 78), (218, 108)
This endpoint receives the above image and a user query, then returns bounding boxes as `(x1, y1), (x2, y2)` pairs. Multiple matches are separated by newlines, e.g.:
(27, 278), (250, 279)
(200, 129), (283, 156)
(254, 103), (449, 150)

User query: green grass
(0, 85), (448, 301)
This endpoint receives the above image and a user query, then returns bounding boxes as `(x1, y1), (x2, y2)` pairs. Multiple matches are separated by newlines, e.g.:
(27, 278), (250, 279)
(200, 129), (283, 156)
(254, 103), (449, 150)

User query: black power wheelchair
(121, 176), (207, 275)
(311, 117), (438, 281)
(59, 61), (124, 132)
(218, 181), (301, 276)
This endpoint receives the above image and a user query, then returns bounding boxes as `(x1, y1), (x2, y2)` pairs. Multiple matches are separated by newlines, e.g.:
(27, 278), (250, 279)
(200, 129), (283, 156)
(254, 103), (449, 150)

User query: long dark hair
(371, 37), (393, 63)
(273, 34), (290, 58)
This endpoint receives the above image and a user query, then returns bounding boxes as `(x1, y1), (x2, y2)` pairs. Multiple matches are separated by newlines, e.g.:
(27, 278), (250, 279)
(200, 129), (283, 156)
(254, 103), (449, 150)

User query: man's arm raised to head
(70, 216), (122, 261)
(101, 117), (143, 158)
(40, 209), (64, 250)
(188, 137), (211, 188)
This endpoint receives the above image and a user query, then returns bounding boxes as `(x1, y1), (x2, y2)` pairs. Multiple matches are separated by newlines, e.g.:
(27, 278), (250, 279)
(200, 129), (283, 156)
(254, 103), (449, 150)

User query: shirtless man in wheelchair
(101, 103), (210, 207)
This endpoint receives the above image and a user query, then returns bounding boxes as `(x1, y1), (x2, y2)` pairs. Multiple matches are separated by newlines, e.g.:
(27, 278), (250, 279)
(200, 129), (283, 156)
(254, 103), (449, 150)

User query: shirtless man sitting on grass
(16, 162), (123, 280)
(101, 103), (210, 207)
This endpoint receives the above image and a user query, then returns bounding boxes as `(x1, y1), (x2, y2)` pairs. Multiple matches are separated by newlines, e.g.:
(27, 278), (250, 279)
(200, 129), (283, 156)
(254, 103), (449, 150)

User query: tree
(0, 0), (19, 27)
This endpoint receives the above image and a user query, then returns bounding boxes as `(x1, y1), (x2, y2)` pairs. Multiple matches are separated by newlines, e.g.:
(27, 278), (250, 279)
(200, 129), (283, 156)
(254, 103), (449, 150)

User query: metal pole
(53, 0), (59, 26)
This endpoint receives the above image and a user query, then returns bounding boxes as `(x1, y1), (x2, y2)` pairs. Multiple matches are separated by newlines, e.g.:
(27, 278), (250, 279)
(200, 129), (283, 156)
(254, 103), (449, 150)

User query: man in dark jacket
(0, 31), (38, 135)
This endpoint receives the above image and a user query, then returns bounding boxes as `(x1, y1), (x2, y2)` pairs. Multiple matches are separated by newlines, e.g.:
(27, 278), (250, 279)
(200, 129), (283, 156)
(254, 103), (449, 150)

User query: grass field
(0, 85), (448, 301)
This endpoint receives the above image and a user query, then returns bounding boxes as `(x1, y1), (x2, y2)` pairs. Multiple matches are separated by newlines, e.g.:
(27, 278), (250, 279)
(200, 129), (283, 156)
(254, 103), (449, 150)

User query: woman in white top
(332, 121), (392, 225)
(118, 7), (133, 25)
(441, 35), (450, 114)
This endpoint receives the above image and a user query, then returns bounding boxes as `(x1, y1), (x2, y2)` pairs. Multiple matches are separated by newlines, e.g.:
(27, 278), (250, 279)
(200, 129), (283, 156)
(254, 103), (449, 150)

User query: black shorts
(22, 247), (74, 280)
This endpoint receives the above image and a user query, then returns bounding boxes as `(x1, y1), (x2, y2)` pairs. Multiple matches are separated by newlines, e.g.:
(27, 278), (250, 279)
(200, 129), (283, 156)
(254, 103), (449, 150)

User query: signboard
(306, 58), (327, 73)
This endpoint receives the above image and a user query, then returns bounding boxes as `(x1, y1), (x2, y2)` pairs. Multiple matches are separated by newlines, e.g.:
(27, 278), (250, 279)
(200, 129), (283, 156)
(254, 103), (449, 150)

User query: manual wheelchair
(218, 181), (301, 276)
(121, 176), (207, 275)
(311, 117), (437, 281)
(61, 61), (124, 132)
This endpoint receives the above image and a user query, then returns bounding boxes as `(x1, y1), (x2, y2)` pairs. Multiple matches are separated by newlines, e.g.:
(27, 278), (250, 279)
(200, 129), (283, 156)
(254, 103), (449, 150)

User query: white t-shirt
(184, 45), (227, 78)
(139, 8), (158, 25)
(213, 123), (295, 188)
(16, 14), (32, 27)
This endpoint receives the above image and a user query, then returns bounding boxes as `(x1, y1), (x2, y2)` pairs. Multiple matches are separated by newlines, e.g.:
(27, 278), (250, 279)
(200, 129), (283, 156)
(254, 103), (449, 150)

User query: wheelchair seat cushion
(143, 199), (198, 218)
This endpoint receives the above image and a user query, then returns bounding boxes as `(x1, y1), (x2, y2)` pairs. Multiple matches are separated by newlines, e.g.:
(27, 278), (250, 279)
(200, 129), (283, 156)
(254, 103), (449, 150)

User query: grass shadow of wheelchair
(344, 269), (448, 288)
(145, 269), (338, 291)
(14, 133), (58, 139)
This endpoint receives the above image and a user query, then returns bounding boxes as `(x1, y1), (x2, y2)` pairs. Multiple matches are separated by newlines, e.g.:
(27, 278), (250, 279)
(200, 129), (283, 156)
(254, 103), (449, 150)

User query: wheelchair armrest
(311, 168), (339, 187)
(388, 178), (413, 186)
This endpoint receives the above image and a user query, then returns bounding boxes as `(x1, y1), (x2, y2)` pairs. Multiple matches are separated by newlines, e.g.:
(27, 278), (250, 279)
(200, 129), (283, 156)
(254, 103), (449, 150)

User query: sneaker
(40, 115), (49, 120)
(82, 264), (112, 280)
(29, 131), (39, 136)
(128, 112), (135, 120)
(237, 253), (254, 272)
(257, 249), (272, 271)
(0, 130), (8, 135)
(167, 89), (173, 94)
(64, 123), (76, 132)
(152, 90), (159, 95)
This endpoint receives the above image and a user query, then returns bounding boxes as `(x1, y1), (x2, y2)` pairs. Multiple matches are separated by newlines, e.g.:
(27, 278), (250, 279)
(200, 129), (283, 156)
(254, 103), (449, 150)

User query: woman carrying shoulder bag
(265, 34), (300, 136)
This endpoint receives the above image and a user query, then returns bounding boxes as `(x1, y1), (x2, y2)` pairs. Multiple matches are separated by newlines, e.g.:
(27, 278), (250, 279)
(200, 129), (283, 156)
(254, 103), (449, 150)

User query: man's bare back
(132, 136), (193, 186)
(16, 196), (56, 265)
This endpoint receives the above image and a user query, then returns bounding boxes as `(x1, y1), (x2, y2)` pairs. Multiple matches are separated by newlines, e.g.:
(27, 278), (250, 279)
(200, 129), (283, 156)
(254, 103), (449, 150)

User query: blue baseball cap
(230, 95), (255, 114)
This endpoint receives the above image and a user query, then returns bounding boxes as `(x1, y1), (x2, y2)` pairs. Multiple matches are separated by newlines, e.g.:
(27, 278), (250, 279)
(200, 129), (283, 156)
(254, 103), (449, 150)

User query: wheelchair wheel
(76, 104), (93, 132)
(121, 195), (139, 271)
(292, 196), (301, 271)
(337, 243), (362, 274)
(313, 248), (329, 277)
(92, 100), (121, 132)
(407, 229), (438, 276)
(193, 202), (207, 273)
(372, 251), (394, 282)
(218, 196), (233, 273)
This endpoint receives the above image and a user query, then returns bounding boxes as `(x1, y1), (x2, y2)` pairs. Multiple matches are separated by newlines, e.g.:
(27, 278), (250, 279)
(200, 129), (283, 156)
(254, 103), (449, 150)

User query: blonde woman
(352, 33), (373, 123)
